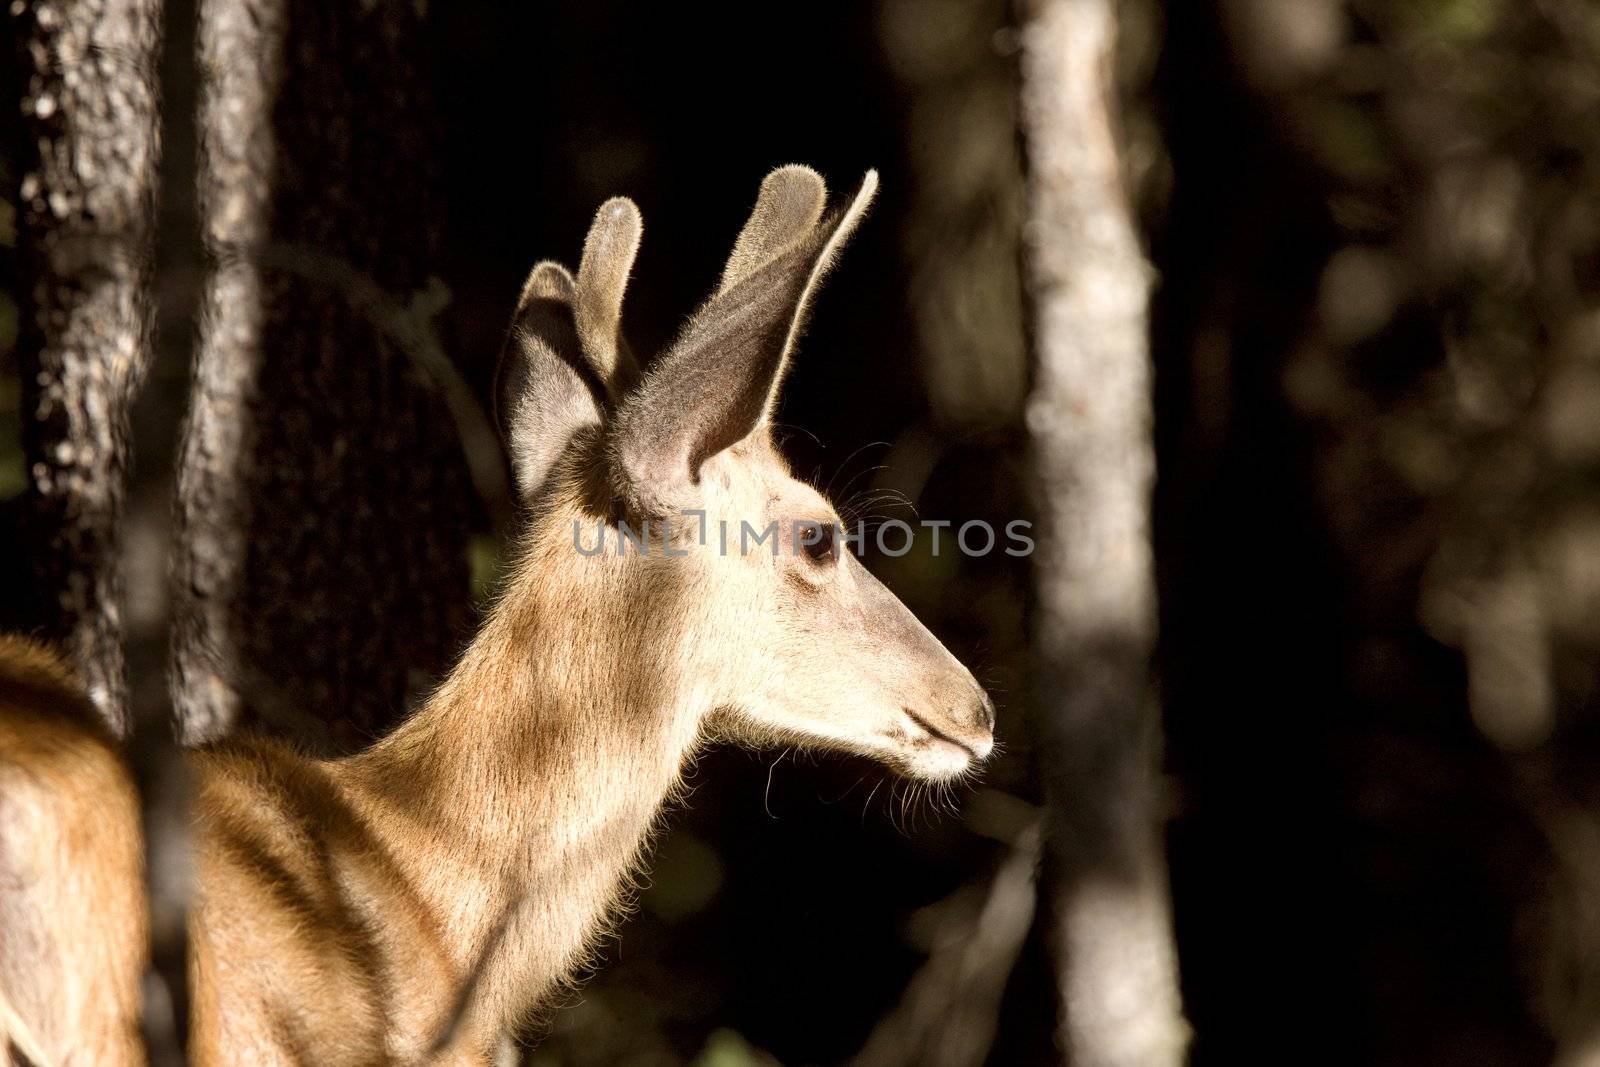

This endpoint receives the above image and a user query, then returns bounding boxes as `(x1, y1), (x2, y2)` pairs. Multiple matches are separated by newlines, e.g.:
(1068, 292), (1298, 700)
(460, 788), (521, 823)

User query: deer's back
(0, 639), (473, 1065)
(0, 636), (146, 1065)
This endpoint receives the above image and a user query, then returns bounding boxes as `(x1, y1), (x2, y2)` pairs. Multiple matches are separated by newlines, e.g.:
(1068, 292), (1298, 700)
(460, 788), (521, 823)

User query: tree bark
(173, 0), (475, 750)
(1018, 1), (1187, 1064)
(12, 0), (163, 735)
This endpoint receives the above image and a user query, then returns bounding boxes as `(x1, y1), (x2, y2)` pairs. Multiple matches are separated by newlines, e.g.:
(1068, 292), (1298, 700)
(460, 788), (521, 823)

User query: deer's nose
(976, 691), (996, 733)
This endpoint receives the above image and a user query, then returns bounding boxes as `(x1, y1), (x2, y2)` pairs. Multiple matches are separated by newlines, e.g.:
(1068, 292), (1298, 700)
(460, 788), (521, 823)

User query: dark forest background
(5, 0), (1599, 1064)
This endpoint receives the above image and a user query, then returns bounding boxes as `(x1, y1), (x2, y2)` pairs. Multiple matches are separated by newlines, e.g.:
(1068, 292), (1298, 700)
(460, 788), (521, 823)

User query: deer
(0, 165), (996, 1066)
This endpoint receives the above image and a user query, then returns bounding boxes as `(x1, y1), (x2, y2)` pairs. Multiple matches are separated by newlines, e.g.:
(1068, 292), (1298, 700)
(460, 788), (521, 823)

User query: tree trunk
(173, 0), (475, 750)
(12, 0), (163, 735)
(1018, 1), (1187, 1064)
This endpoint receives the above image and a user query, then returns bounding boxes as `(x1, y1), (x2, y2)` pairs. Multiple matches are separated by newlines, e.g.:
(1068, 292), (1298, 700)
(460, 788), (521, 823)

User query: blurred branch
(851, 793), (1041, 1067)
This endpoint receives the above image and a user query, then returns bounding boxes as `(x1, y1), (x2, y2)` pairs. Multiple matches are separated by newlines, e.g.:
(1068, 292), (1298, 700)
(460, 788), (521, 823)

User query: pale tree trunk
(1018, 1), (1188, 1064)
(173, 0), (475, 750)
(12, 0), (163, 735)
(167, 0), (286, 744)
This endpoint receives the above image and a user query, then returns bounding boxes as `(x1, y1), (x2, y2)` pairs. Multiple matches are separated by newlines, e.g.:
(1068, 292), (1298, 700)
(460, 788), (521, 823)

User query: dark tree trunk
(173, 0), (475, 750)
(1018, 0), (1186, 1063)
(12, 0), (163, 735)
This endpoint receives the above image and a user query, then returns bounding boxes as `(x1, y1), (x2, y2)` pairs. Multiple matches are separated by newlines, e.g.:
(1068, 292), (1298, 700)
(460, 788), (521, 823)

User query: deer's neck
(340, 558), (704, 1043)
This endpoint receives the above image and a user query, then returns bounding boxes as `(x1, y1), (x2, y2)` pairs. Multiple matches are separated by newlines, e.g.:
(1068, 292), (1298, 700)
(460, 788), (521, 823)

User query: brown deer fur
(0, 167), (995, 1065)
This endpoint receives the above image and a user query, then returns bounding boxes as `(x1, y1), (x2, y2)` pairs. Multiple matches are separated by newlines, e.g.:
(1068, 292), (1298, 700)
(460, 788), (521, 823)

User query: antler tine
(516, 260), (575, 309)
(575, 197), (643, 397)
(720, 164), (827, 294)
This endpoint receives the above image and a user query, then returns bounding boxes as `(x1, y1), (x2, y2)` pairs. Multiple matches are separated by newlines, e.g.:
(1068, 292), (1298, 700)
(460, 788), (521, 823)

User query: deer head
(494, 165), (994, 782)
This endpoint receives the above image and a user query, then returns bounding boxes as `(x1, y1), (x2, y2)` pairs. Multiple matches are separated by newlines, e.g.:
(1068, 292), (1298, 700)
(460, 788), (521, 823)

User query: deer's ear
(497, 197), (644, 502)
(610, 169), (877, 515)
(496, 262), (603, 501)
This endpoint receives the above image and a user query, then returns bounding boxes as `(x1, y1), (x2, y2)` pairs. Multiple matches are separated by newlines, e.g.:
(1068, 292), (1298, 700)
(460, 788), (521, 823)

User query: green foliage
(641, 833), (724, 922)
(1310, 100), (1390, 182)
(468, 534), (506, 605)
(1401, 0), (1500, 42)
(689, 1029), (781, 1067)
(0, 363), (23, 502)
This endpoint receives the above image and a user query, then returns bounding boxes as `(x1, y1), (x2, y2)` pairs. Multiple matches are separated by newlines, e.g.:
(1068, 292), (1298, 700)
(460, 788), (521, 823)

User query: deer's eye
(802, 522), (839, 566)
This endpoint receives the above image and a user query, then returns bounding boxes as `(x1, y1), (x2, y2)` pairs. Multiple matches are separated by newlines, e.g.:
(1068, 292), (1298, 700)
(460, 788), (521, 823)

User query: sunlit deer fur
(0, 166), (995, 1066)
(0, 639), (145, 1066)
